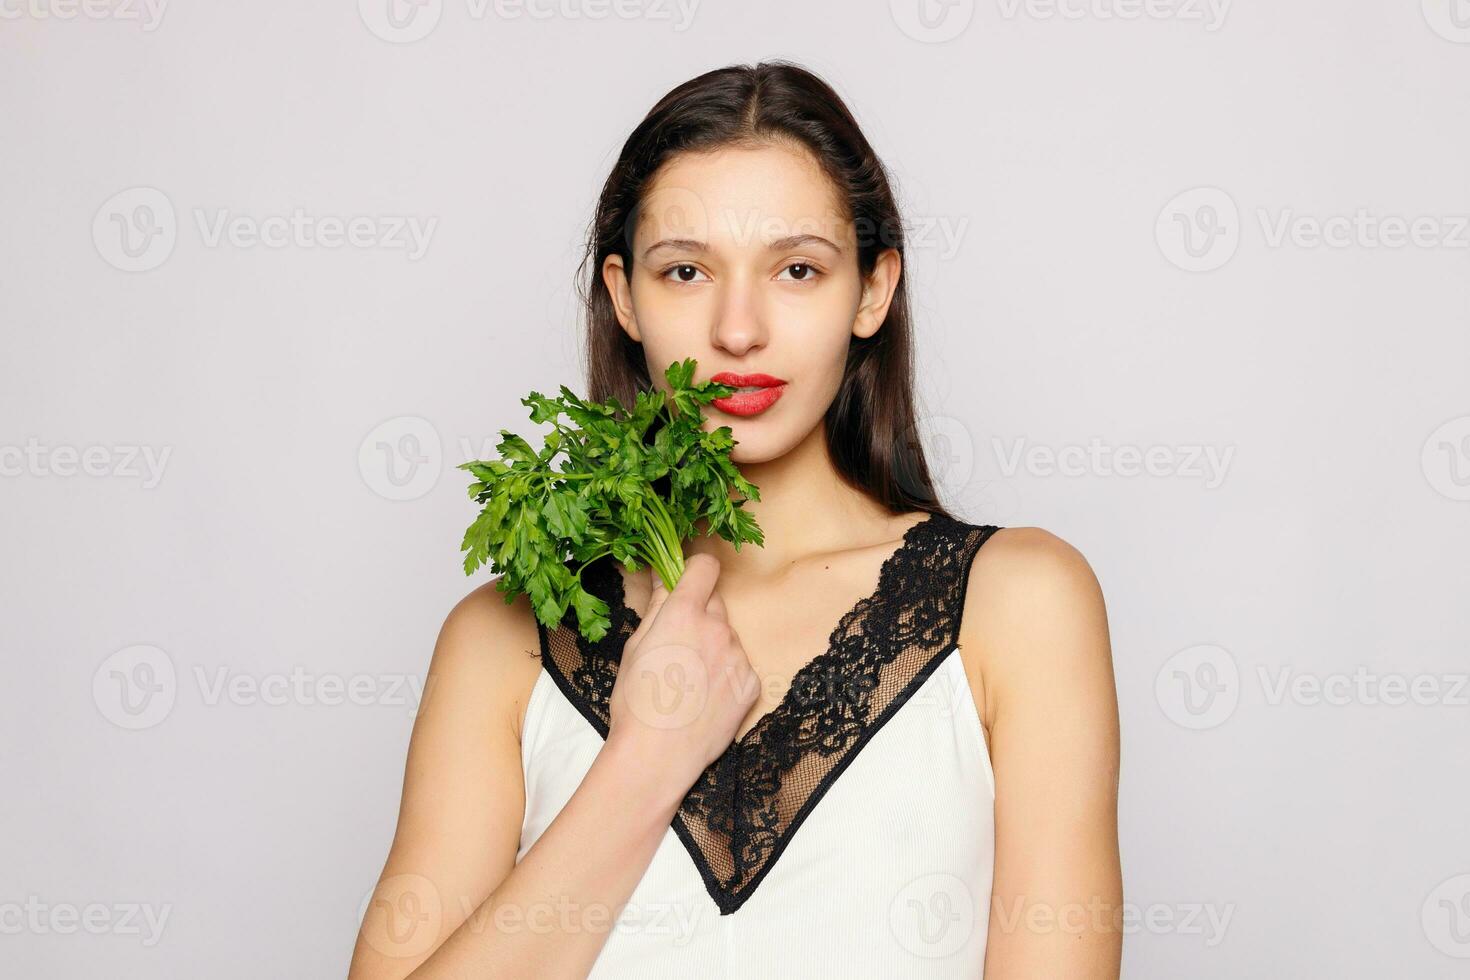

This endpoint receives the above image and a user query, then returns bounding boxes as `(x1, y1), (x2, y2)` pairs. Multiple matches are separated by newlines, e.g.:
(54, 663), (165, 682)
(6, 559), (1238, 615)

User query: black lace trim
(534, 511), (1000, 915)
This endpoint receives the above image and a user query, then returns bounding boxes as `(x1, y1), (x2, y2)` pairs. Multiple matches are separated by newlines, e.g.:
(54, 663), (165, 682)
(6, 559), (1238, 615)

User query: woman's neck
(683, 420), (914, 578)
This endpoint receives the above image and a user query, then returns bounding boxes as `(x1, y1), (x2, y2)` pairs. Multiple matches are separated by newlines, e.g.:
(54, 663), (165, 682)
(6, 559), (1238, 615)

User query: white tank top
(516, 514), (1000, 977)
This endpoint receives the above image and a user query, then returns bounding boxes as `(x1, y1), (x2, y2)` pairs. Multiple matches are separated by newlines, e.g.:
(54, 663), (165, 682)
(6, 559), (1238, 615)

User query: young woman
(350, 60), (1122, 979)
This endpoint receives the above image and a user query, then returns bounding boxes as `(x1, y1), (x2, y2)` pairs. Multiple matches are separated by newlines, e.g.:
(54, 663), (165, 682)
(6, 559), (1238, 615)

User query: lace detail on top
(534, 511), (1001, 915)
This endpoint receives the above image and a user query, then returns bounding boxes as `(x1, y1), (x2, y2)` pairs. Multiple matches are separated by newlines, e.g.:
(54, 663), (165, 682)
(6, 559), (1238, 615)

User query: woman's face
(602, 141), (901, 463)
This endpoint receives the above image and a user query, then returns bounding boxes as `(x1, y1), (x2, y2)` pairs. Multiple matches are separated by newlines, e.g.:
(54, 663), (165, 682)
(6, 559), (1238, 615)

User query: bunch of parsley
(459, 358), (764, 643)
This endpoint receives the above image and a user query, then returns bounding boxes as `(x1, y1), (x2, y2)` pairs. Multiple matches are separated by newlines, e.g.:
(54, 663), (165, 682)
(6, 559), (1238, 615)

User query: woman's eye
(777, 262), (820, 282)
(660, 263), (820, 284)
(662, 264), (707, 284)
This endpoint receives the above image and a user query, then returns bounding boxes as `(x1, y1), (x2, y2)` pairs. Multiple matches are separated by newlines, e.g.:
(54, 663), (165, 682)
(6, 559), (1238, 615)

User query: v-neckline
(605, 510), (944, 747)
(536, 510), (1000, 915)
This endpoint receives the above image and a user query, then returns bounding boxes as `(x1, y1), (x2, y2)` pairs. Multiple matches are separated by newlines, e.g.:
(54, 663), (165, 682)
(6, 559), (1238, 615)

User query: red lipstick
(709, 371), (788, 417)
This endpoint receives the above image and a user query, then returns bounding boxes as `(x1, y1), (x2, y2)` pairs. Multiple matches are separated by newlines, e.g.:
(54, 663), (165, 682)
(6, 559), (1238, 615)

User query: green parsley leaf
(458, 357), (765, 643)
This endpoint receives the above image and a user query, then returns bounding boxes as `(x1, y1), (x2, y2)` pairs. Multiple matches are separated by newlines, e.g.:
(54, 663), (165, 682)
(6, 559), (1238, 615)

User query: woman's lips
(709, 372), (788, 417)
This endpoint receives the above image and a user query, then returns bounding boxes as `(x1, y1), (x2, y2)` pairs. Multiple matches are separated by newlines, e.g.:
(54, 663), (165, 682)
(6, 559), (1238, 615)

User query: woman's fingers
(666, 553), (721, 615)
(704, 586), (728, 622)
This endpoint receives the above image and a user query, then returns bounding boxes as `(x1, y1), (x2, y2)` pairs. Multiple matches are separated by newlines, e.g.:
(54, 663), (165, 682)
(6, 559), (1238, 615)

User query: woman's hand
(605, 552), (758, 792)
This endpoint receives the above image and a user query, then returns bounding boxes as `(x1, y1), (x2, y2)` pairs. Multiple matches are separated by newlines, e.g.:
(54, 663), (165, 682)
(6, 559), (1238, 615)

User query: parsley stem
(640, 495), (685, 591)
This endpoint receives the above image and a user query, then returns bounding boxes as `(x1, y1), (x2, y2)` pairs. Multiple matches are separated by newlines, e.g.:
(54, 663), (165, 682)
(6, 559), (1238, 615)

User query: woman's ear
(602, 254), (640, 342)
(852, 247), (902, 340)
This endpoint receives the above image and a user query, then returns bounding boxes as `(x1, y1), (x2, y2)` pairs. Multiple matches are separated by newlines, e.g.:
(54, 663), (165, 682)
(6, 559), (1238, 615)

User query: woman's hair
(576, 59), (951, 517)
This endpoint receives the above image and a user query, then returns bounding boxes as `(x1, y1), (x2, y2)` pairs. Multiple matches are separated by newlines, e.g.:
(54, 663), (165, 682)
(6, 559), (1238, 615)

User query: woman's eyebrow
(642, 237), (707, 260)
(643, 233), (842, 260)
(767, 233), (843, 254)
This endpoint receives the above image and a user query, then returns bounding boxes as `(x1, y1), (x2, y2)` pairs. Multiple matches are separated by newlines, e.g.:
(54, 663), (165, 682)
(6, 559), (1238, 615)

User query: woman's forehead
(637, 145), (850, 252)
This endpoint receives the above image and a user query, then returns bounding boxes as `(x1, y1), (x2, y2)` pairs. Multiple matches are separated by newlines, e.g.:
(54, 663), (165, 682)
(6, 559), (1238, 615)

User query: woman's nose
(710, 284), (767, 357)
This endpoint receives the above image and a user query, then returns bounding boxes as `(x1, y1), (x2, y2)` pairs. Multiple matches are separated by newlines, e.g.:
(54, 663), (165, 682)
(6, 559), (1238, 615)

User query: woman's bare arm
(346, 578), (539, 977)
(348, 553), (755, 979)
(965, 527), (1124, 978)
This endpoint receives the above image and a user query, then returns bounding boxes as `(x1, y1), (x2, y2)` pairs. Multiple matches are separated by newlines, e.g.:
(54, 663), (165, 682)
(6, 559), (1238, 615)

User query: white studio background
(2, 2), (1467, 977)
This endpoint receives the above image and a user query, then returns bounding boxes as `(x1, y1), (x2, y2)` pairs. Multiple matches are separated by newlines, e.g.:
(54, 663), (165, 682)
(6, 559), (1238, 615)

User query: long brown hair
(575, 59), (951, 518)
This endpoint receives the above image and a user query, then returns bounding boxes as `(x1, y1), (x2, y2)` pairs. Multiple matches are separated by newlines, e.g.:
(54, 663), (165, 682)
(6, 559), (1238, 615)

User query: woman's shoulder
(965, 524), (1101, 593)
(954, 523), (1113, 725)
(925, 513), (1102, 604)
(432, 576), (547, 742)
(959, 523), (1108, 645)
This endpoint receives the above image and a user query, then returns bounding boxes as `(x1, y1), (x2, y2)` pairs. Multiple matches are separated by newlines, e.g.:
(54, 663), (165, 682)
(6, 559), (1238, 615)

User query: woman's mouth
(709, 372), (788, 417)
